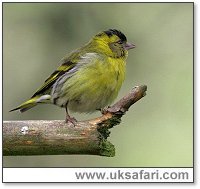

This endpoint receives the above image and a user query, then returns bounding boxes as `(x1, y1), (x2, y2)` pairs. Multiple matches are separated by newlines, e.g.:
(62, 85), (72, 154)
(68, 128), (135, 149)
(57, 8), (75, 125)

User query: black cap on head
(104, 29), (127, 42)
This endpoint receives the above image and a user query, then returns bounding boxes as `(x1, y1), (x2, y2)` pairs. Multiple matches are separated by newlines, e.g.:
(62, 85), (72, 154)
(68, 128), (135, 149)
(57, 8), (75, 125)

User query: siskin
(10, 29), (135, 124)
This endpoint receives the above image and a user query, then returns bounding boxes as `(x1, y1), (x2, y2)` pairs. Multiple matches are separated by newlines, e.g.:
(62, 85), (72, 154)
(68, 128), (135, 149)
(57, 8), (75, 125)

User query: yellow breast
(54, 53), (126, 112)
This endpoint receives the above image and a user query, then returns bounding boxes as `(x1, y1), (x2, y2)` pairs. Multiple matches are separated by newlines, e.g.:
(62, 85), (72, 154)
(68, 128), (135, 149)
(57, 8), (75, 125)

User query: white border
(3, 168), (194, 182)
(1, 0), (198, 187)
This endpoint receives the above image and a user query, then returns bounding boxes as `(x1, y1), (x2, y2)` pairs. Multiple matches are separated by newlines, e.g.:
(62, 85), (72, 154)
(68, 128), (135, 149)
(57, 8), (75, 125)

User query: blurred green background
(3, 3), (193, 167)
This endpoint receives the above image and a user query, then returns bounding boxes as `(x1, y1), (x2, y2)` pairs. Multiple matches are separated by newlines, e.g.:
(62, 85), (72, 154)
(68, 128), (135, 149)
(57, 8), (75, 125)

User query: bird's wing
(31, 60), (76, 97)
(31, 49), (99, 98)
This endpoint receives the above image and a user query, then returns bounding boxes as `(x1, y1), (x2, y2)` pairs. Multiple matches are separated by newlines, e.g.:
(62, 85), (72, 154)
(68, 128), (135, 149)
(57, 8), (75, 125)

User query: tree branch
(3, 85), (147, 157)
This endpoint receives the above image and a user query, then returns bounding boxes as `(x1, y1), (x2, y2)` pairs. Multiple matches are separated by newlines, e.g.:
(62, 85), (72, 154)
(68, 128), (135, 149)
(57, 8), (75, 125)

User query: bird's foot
(65, 116), (77, 126)
(99, 106), (111, 115)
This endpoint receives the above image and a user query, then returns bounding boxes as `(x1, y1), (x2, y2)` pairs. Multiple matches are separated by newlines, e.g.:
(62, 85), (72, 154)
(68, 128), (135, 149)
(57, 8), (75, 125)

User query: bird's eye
(117, 40), (123, 44)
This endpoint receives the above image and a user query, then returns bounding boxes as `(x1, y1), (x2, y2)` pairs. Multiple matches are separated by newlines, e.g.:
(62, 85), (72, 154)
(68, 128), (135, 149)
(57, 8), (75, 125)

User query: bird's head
(91, 29), (135, 58)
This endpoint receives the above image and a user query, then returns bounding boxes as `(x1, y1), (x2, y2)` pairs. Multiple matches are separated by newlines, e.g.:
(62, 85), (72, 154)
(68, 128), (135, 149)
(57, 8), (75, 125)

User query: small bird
(10, 29), (135, 124)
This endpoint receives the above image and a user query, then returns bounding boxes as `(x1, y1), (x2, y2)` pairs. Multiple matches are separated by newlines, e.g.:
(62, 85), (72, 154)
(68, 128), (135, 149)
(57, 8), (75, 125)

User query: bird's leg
(65, 106), (77, 126)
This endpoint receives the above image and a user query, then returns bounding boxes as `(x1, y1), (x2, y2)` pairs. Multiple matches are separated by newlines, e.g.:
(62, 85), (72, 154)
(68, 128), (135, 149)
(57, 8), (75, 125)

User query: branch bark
(3, 85), (147, 157)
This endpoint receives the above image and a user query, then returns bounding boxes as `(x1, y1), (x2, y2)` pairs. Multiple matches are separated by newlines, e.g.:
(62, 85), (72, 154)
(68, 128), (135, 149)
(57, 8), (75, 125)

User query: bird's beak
(124, 42), (136, 50)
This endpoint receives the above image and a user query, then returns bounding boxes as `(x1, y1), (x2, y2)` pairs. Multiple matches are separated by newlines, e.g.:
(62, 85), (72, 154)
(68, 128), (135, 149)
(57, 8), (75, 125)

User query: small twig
(3, 85), (147, 157)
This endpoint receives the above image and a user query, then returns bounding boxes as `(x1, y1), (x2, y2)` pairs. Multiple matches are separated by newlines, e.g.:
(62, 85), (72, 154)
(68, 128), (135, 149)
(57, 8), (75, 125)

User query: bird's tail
(9, 95), (51, 113)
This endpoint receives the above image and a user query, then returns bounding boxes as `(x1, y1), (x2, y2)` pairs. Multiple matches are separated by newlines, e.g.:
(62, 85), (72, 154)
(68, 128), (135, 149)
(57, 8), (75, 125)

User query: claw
(65, 106), (77, 126)
(65, 116), (77, 126)
(100, 106), (111, 115)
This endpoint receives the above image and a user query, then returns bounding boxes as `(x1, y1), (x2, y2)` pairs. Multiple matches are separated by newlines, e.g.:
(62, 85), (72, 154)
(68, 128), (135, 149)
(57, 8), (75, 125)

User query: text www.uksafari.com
(74, 169), (190, 182)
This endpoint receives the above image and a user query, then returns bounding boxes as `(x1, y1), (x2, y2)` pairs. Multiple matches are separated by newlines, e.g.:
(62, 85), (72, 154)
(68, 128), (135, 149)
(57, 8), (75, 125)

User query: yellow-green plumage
(10, 29), (135, 122)
(60, 55), (126, 112)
